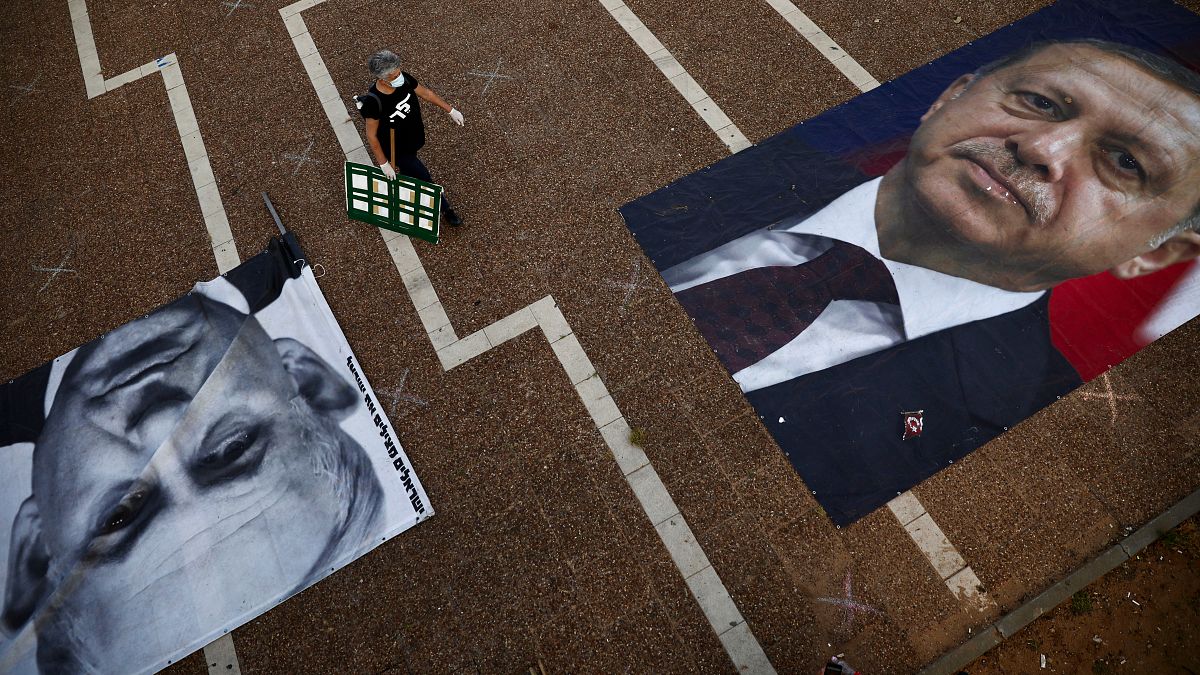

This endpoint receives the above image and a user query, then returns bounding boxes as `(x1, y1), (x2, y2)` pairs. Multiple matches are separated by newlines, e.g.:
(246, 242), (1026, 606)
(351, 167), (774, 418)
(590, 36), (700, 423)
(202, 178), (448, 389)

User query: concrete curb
(918, 486), (1200, 675)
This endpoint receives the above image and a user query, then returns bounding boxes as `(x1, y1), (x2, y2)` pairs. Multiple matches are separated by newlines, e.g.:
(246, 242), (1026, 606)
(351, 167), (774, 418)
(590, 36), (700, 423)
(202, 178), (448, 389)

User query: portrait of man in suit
(661, 39), (1200, 524)
(0, 280), (386, 674)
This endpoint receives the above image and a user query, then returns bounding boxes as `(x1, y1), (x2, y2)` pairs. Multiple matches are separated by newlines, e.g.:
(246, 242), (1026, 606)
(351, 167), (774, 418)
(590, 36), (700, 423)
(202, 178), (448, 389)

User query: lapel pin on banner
(901, 410), (924, 440)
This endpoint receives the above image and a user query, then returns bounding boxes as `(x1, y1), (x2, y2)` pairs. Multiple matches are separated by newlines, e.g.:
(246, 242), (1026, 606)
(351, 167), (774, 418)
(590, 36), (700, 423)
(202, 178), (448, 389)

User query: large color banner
(0, 236), (432, 674)
(621, 0), (1200, 526)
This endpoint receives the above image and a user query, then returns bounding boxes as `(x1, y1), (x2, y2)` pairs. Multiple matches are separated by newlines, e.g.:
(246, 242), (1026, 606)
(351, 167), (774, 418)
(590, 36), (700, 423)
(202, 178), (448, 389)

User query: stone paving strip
(919, 486), (1200, 675)
(598, 0), (752, 153)
(281, 0), (773, 671)
(759, 0), (882, 92)
(67, 0), (239, 276)
(888, 492), (997, 612)
(67, 0), (244, 670)
(200, 634), (240, 675)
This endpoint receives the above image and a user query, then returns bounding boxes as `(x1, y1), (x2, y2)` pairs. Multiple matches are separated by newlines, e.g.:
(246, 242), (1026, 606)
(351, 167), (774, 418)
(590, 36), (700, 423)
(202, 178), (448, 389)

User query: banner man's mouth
(952, 141), (1053, 226)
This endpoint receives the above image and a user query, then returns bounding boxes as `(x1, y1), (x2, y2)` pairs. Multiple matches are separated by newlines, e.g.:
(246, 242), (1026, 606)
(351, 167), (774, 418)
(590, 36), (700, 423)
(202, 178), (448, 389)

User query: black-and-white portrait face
(2, 287), (389, 673)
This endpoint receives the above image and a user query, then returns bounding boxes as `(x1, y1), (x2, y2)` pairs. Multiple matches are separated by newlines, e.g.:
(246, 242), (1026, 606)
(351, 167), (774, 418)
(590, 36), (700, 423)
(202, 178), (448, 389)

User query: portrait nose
(1005, 121), (1082, 182)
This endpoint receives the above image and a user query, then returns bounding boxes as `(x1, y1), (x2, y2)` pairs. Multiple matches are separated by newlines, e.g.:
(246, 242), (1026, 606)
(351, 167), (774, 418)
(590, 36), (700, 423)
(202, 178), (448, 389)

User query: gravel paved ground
(2, 0), (1198, 672)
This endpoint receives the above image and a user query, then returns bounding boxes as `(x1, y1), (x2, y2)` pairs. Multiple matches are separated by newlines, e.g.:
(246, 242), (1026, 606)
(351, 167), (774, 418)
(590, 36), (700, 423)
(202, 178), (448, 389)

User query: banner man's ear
(921, 73), (975, 122)
(1111, 230), (1200, 280)
(2, 497), (51, 635)
(274, 338), (358, 419)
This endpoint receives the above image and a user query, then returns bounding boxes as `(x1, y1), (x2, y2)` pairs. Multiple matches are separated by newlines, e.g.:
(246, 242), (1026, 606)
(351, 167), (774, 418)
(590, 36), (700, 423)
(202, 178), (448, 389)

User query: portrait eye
(1019, 92), (1061, 118)
(1105, 147), (1144, 179)
(97, 489), (150, 535)
(199, 430), (257, 469)
(191, 422), (271, 486)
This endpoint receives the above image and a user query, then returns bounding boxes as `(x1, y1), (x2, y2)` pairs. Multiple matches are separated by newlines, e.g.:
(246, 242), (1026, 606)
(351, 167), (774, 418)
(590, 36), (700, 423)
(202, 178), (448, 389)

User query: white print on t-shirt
(390, 93), (412, 120)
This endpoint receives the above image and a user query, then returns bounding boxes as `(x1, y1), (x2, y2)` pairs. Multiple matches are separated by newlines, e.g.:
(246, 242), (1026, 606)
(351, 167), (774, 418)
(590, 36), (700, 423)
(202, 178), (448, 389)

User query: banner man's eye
(1104, 147), (1146, 181)
(98, 489), (150, 535)
(192, 418), (270, 485)
(1019, 91), (1063, 120)
(199, 430), (256, 469)
(1117, 152), (1141, 173)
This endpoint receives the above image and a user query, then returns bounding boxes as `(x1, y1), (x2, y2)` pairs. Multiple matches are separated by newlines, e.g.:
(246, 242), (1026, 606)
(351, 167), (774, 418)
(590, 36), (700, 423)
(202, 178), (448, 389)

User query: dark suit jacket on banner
(745, 294), (1080, 526)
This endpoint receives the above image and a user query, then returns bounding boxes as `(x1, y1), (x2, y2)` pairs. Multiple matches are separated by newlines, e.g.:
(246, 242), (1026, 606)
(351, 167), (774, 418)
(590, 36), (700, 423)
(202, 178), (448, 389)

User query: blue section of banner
(619, 0), (1200, 526)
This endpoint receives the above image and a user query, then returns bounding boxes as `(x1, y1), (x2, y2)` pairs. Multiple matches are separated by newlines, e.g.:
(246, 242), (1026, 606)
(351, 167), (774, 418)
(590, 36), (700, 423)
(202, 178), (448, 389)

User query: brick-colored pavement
(2, 0), (1198, 672)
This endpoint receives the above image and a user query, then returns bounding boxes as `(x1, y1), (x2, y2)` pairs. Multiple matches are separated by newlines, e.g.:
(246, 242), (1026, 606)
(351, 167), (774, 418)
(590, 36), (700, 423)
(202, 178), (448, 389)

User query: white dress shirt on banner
(662, 178), (1045, 393)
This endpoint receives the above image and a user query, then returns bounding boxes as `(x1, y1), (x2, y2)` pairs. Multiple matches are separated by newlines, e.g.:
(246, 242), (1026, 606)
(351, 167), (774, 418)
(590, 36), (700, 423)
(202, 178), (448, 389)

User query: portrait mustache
(950, 139), (1055, 226)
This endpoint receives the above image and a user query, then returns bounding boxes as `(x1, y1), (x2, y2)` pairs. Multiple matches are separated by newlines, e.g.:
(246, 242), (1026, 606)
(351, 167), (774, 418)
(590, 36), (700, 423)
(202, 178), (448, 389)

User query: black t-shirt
(357, 72), (425, 157)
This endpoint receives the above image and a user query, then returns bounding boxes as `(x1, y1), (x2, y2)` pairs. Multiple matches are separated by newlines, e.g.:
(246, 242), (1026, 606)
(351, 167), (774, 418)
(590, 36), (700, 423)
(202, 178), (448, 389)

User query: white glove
(449, 108), (464, 126)
(379, 162), (396, 180)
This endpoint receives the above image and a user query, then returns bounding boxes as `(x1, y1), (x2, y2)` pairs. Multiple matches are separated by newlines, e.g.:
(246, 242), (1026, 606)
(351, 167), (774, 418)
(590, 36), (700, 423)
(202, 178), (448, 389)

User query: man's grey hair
(367, 49), (402, 80)
(292, 396), (385, 588)
(971, 38), (1200, 240)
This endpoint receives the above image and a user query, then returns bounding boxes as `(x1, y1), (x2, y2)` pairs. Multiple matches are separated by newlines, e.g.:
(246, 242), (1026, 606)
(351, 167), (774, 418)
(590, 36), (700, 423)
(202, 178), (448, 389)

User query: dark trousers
(392, 153), (451, 211)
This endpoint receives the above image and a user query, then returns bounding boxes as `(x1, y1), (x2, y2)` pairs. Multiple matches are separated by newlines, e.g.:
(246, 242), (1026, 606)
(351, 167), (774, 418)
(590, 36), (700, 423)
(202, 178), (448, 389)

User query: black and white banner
(0, 235), (432, 674)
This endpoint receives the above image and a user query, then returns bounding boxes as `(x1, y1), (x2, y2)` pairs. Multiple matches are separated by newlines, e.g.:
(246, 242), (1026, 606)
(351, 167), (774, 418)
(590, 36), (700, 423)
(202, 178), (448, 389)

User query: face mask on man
(389, 73), (404, 87)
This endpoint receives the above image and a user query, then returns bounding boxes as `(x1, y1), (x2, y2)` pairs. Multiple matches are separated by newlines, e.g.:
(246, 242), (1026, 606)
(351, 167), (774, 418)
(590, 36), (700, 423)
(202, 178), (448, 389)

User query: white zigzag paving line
(68, 0), (240, 276)
(66, 1), (244, 672)
(761, 0), (882, 92)
(281, 0), (774, 671)
(889, 493), (997, 611)
(597, 0), (752, 153)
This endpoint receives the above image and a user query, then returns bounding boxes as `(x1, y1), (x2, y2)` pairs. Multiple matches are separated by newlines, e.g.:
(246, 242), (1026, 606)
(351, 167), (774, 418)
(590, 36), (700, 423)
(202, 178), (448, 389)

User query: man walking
(358, 49), (465, 226)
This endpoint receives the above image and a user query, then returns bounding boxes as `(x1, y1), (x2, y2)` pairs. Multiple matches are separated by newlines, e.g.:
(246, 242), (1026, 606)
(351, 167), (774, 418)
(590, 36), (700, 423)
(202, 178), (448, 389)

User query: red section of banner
(851, 141), (909, 178)
(1048, 261), (1193, 381)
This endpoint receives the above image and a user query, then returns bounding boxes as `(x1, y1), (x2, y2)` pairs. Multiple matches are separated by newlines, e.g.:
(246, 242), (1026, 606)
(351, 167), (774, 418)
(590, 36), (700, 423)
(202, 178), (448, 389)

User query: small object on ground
(824, 656), (860, 674)
(1040, 653), (1047, 668)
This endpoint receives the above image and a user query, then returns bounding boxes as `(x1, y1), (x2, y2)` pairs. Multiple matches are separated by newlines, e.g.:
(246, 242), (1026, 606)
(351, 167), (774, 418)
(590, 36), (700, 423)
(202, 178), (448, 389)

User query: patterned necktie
(675, 239), (900, 373)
